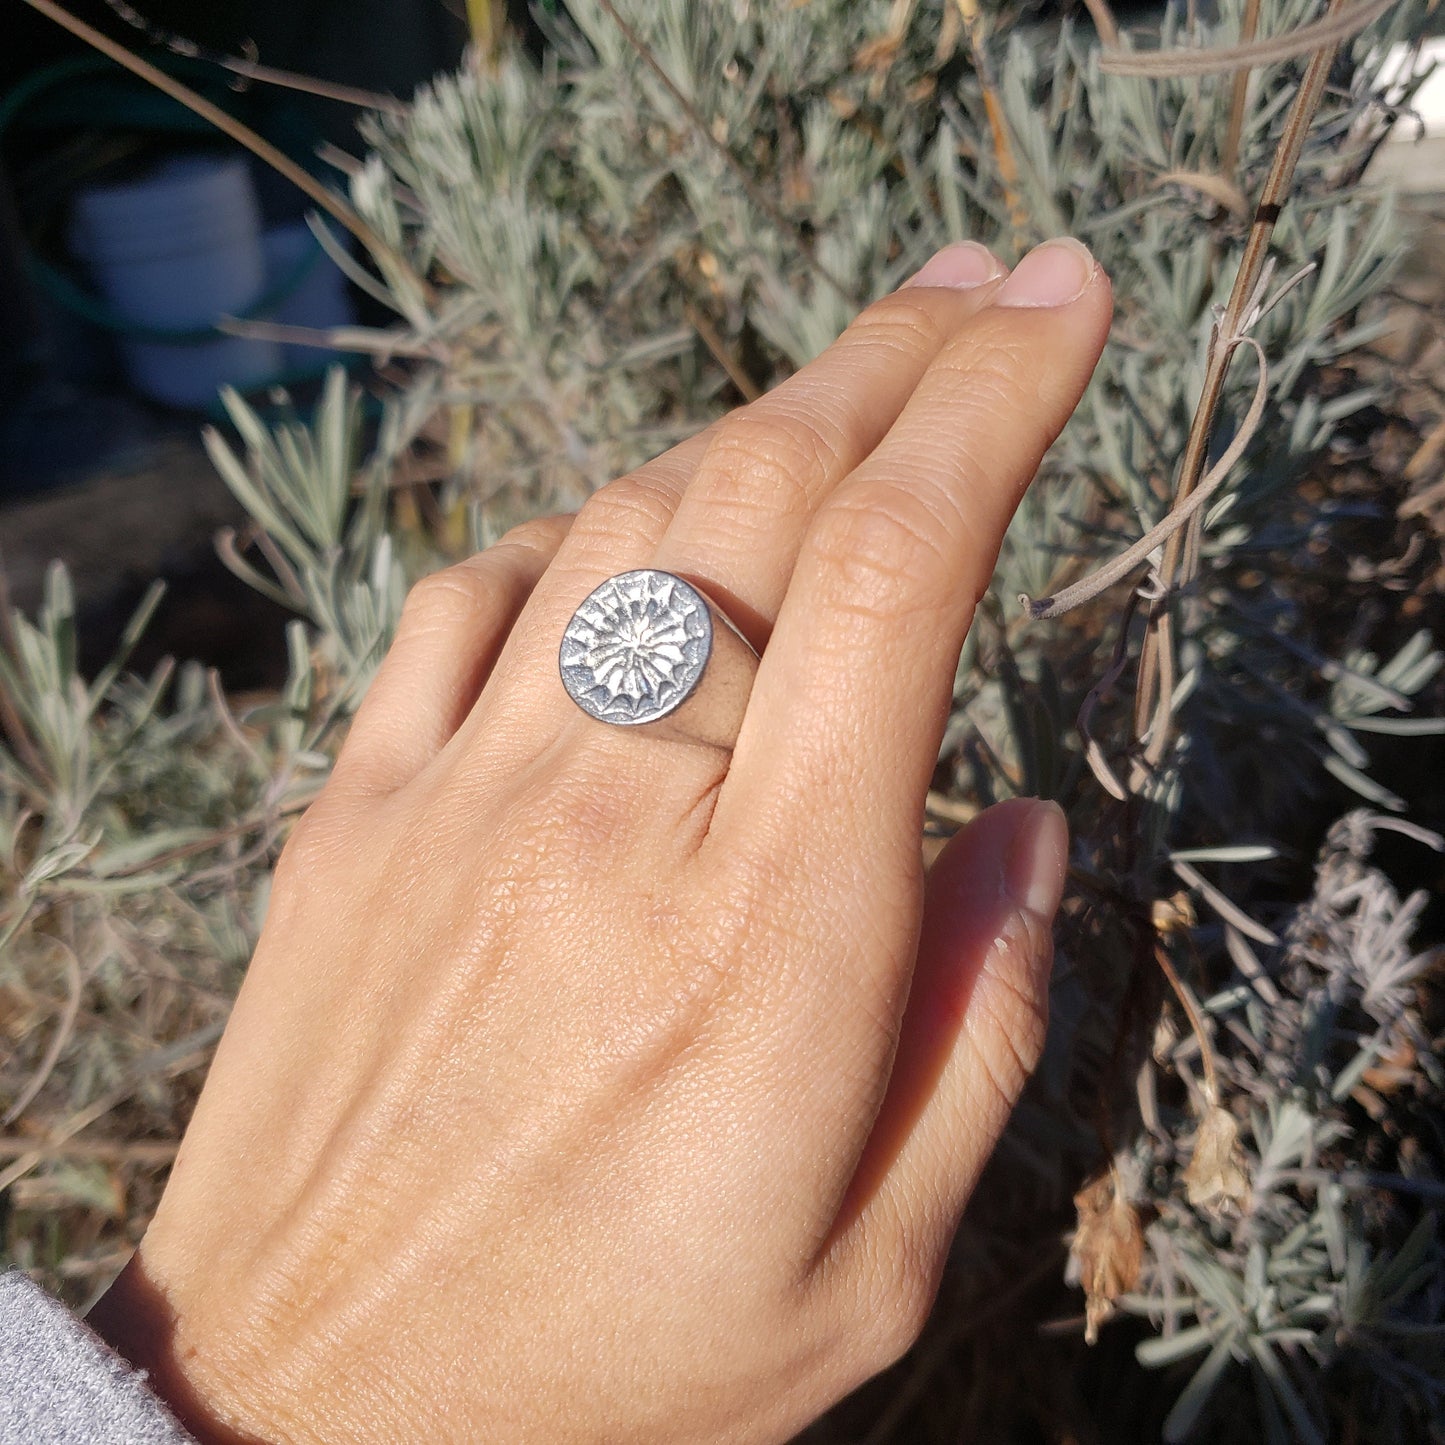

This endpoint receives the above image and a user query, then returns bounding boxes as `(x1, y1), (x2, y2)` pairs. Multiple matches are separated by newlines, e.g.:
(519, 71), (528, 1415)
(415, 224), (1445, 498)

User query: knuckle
(698, 407), (842, 523)
(493, 512), (571, 555)
(401, 564), (506, 631)
(508, 759), (630, 865)
(846, 292), (950, 359)
(574, 471), (678, 544)
(270, 803), (341, 898)
(939, 328), (1044, 413)
(807, 486), (952, 614)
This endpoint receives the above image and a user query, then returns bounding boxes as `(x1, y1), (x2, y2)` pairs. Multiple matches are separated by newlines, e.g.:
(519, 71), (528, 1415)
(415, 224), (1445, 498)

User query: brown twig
(0, 1138), (179, 1164)
(1099, 0), (1396, 76)
(96, 0), (407, 111)
(91, 794), (314, 881)
(1222, 0), (1263, 179)
(954, 0), (1030, 247)
(203, 58), (407, 114)
(684, 304), (762, 402)
(1021, 337), (1269, 621)
(1131, 0), (1352, 757)
(1079, 0), (1121, 47)
(1153, 941), (1220, 1104)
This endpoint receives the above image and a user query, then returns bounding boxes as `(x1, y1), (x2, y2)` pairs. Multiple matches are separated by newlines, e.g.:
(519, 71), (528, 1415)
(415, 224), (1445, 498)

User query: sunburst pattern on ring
(559, 570), (713, 725)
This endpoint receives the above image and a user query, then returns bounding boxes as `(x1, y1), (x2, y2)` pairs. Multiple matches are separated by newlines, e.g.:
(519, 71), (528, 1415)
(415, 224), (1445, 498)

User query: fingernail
(1001, 799), (1069, 922)
(994, 237), (1095, 309)
(903, 241), (1006, 290)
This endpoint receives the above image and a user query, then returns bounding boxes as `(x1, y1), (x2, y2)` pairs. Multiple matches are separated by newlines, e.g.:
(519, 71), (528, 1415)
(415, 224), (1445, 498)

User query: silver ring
(559, 569), (759, 751)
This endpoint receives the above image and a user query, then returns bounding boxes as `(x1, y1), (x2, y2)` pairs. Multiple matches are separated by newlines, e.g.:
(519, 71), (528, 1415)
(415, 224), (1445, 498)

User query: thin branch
(0, 1138), (179, 1164)
(0, 1023), (223, 1195)
(1099, 0), (1396, 77)
(1154, 942), (1219, 1104)
(955, 0), (1030, 246)
(1078, 588), (1147, 802)
(1079, 0), (1121, 47)
(96, 0), (407, 112)
(1132, 0), (1351, 750)
(2, 940), (83, 1127)
(205, 668), (266, 772)
(684, 304), (762, 402)
(1021, 337), (1268, 620)
(1172, 858), (1280, 945)
(1222, 0), (1263, 178)
(204, 58), (407, 114)
(217, 316), (437, 359)
(94, 795), (314, 880)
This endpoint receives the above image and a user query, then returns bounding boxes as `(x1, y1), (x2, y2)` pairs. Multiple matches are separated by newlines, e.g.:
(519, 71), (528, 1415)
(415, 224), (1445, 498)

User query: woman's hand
(91, 239), (1111, 1444)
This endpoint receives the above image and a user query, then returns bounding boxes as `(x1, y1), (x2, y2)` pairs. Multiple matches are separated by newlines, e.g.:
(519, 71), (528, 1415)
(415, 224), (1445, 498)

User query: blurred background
(0, 0), (469, 683)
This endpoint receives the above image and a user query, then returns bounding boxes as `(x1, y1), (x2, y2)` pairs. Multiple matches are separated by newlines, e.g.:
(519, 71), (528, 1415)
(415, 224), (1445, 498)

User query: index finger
(713, 239), (1110, 918)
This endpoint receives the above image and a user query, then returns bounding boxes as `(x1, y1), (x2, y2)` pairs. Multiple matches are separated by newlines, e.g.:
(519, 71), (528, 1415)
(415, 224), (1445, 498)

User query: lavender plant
(3, 0), (1443, 1439)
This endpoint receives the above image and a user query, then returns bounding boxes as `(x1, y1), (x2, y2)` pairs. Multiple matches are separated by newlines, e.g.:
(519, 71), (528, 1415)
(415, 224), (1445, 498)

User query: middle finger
(649, 242), (1006, 646)
(458, 244), (1007, 765)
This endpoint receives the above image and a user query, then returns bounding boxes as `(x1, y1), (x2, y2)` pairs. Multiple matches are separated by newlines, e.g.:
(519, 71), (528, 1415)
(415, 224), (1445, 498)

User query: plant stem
(1131, 0), (1351, 757)
(954, 0), (1030, 247)
(1222, 0), (1263, 179)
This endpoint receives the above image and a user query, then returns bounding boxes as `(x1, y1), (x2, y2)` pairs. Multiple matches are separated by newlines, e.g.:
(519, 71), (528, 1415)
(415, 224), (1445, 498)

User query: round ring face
(559, 569), (714, 726)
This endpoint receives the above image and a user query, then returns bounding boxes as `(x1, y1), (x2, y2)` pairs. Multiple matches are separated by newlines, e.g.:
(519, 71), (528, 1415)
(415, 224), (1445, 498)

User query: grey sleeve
(0, 1270), (195, 1445)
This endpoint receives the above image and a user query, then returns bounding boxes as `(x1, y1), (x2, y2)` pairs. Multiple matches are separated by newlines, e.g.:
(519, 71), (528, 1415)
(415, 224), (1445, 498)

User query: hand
(91, 238), (1111, 1444)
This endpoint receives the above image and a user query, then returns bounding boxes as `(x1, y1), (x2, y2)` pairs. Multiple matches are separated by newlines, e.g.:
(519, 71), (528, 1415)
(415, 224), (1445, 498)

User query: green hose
(1, 53), (332, 345)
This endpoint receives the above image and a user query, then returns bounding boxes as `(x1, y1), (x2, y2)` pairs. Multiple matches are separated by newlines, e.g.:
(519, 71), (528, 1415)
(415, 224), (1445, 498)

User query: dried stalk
(1172, 859), (1279, 945)
(2, 941), (82, 1127)
(1099, 0), (1395, 76)
(1153, 942), (1220, 1104)
(0, 1023), (223, 1195)
(0, 1139), (179, 1164)
(954, 0), (1030, 246)
(1131, 0), (1352, 759)
(1157, 168), (1250, 220)
(98, 0), (407, 112)
(217, 316), (437, 359)
(1079, 0), (1122, 48)
(1020, 337), (1268, 621)
(1222, 0), (1263, 179)
(684, 304), (763, 402)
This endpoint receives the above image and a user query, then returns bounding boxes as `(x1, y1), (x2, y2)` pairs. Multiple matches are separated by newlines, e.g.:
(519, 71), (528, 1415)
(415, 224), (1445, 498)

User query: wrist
(88, 1254), (274, 1445)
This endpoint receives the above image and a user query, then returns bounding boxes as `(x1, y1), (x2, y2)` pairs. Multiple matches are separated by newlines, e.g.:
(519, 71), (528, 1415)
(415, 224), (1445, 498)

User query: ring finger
(455, 243), (1008, 763)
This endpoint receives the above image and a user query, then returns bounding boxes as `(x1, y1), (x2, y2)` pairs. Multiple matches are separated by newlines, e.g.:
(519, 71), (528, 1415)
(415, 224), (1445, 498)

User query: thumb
(834, 798), (1067, 1248)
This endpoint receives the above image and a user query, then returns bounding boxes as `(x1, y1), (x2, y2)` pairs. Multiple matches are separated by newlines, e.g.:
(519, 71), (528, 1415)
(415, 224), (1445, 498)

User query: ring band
(559, 569), (759, 751)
